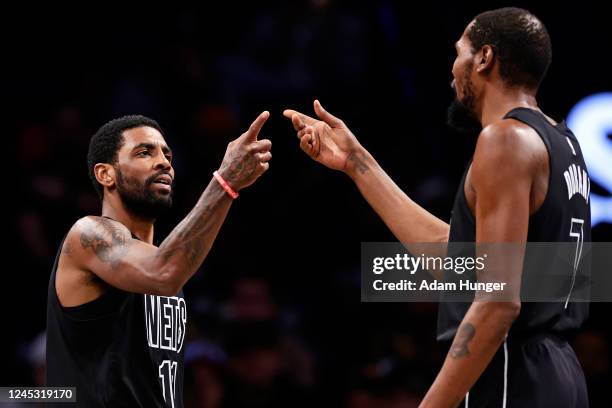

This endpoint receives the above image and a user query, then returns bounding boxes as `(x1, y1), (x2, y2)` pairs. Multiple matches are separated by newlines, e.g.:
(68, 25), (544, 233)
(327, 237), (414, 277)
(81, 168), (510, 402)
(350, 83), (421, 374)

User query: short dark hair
(467, 7), (552, 89)
(87, 115), (162, 200)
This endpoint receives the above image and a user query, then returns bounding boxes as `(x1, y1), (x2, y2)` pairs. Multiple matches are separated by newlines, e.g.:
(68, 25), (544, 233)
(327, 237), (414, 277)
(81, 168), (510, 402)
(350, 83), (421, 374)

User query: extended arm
(66, 112), (272, 296)
(345, 147), (450, 245)
(284, 100), (449, 245)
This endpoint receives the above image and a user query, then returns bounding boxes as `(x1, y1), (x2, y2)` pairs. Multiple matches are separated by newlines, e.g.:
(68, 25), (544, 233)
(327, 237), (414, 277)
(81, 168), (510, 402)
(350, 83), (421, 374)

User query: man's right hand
(218, 111), (272, 191)
(283, 100), (362, 174)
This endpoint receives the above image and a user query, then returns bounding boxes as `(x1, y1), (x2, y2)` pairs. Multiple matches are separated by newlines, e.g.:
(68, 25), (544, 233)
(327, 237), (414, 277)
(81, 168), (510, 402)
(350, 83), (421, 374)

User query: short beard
(115, 168), (173, 221)
(447, 70), (482, 136)
(447, 99), (481, 136)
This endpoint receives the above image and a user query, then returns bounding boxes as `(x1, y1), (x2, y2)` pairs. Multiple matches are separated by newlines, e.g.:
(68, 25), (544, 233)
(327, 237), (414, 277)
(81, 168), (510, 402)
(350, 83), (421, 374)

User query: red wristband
(213, 170), (239, 199)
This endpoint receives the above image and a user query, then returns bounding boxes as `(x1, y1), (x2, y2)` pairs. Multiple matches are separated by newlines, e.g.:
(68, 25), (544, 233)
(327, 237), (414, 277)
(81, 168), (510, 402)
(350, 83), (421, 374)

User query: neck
(101, 196), (155, 244)
(477, 83), (539, 127)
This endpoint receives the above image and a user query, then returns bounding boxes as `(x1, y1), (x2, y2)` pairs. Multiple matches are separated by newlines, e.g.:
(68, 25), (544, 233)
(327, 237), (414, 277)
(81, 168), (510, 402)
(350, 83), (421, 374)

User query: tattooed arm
(63, 112), (272, 298)
(420, 123), (530, 407)
(343, 148), (449, 247)
(420, 302), (520, 407)
(283, 100), (449, 255)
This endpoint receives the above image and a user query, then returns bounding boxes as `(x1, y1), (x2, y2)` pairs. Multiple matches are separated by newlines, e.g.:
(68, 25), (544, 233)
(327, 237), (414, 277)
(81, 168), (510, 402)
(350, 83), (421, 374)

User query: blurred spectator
(573, 331), (611, 407)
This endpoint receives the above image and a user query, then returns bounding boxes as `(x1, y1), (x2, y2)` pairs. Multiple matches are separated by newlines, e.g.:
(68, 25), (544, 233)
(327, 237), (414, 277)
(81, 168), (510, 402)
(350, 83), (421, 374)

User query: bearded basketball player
(284, 8), (590, 407)
(46, 112), (272, 407)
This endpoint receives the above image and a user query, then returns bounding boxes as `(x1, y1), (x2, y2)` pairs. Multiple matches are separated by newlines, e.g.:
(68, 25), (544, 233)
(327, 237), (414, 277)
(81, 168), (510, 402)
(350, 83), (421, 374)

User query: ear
(476, 44), (495, 73)
(94, 163), (116, 190)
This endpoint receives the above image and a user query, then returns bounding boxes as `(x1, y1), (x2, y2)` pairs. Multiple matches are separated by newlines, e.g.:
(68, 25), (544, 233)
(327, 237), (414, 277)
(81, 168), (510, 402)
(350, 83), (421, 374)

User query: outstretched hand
(283, 100), (361, 173)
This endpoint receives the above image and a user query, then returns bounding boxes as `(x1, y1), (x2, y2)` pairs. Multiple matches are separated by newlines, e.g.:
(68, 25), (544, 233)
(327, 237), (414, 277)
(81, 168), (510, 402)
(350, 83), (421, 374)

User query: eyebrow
(132, 142), (173, 155)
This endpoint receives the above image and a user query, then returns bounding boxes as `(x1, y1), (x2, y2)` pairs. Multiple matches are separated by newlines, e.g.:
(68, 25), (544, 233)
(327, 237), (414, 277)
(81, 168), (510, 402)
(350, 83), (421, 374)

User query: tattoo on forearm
(347, 151), (369, 174)
(157, 204), (215, 269)
(450, 323), (476, 359)
(156, 181), (228, 272)
(79, 217), (131, 268)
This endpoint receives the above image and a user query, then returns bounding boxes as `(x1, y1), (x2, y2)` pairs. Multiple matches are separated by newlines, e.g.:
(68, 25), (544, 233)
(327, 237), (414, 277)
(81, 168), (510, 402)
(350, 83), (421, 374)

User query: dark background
(6, 1), (612, 407)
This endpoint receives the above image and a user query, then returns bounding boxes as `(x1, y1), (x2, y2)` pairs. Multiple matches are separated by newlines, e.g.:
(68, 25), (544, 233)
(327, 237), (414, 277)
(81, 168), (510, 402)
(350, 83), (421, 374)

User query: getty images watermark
(361, 242), (612, 303)
(371, 252), (508, 293)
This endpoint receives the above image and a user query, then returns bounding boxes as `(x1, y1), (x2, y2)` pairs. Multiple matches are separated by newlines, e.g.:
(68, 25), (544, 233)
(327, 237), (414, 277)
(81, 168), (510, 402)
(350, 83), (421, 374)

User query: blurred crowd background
(6, 1), (611, 407)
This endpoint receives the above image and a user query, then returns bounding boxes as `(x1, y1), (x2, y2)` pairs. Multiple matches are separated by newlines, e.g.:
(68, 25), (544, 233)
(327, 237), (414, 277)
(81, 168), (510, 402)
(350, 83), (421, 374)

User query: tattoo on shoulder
(450, 323), (476, 359)
(79, 217), (132, 267)
(61, 240), (73, 256)
(347, 151), (369, 174)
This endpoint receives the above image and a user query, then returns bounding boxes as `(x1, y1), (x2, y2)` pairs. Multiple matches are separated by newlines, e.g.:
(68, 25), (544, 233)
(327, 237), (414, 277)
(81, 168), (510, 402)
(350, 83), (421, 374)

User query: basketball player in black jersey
(284, 7), (590, 408)
(47, 112), (272, 407)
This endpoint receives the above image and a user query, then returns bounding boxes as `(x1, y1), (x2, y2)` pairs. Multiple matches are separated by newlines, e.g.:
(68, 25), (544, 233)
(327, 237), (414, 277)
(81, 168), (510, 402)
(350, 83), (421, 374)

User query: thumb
(242, 111), (270, 142)
(313, 100), (342, 127)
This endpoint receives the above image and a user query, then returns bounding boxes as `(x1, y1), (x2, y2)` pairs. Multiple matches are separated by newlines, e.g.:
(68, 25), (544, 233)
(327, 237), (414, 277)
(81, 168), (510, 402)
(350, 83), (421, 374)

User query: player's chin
(153, 194), (173, 210)
(155, 191), (173, 204)
(149, 186), (174, 206)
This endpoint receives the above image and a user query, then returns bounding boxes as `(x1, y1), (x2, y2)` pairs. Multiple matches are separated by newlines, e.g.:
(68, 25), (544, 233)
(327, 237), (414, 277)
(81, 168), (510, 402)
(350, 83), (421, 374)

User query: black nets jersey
(46, 228), (187, 407)
(438, 107), (591, 341)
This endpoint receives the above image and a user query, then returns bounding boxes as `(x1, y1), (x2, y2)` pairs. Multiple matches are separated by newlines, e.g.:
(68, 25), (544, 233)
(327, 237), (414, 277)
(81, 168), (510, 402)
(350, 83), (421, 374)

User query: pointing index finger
(244, 111), (270, 141)
(283, 109), (318, 129)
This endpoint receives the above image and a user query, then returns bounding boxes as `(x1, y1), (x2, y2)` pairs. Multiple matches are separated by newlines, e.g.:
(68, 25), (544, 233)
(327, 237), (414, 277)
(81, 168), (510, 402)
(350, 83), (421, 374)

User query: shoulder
(71, 216), (131, 240)
(475, 120), (539, 160)
(473, 119), (543, 179)
(64, 216), (132, 257)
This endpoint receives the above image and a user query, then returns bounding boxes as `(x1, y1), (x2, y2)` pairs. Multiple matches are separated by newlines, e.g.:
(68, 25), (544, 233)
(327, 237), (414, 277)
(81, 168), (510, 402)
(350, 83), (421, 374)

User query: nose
(154, 152), (172, 171)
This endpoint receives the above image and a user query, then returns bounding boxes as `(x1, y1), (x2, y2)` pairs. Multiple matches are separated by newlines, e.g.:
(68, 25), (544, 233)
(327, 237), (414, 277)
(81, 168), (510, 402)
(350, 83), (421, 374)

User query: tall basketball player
(285, 8), (590, 407)
(46, 112), (272, 407)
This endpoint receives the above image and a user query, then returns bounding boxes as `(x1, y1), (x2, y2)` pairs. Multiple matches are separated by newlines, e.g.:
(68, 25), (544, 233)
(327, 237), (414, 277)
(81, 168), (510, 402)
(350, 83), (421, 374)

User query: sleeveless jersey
(46, 223), (187, 407)
(438, 107), (591, 341)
